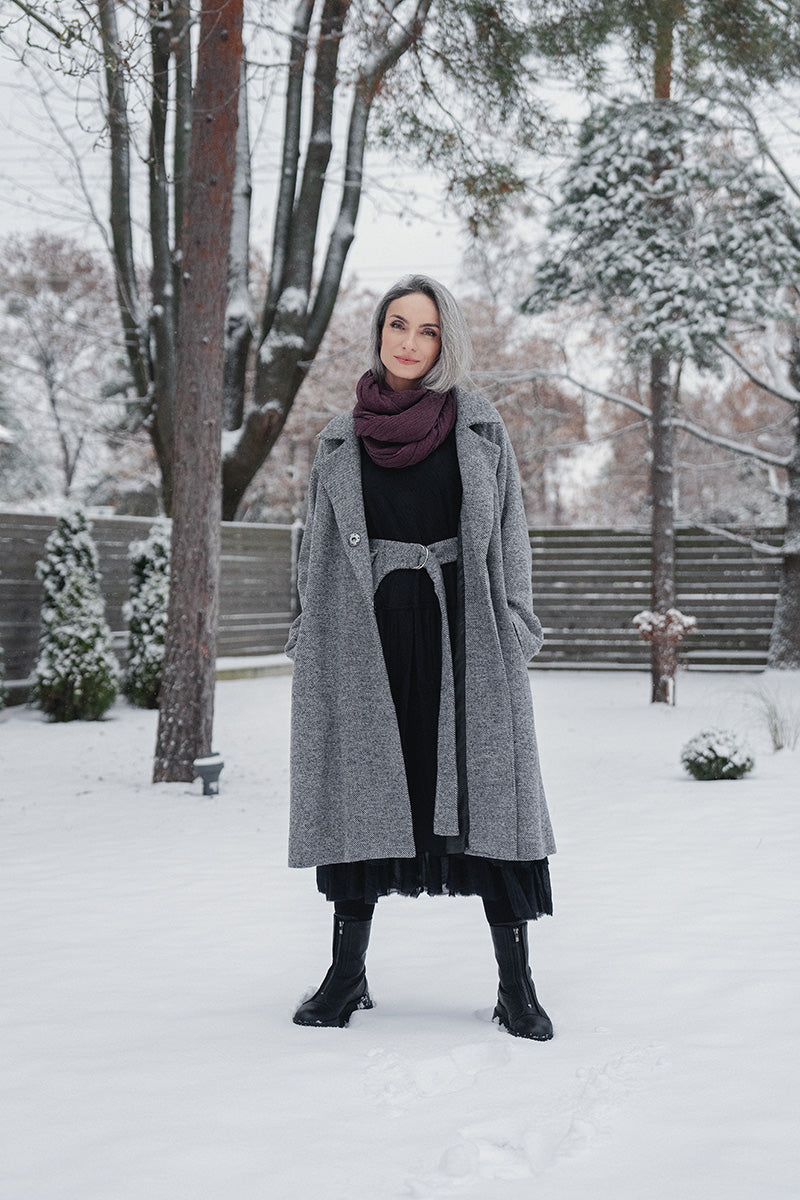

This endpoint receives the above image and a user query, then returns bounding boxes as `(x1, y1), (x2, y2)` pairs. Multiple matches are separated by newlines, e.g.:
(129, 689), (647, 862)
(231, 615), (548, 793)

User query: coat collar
(316, 387), (502, 592)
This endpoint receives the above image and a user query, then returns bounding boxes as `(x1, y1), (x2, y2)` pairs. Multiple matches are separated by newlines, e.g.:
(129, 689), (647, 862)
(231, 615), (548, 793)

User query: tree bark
(223, 54), (253, 432)
(648, 3), (679, 704)
(768, 332), (800, 667)
(649, 351), (678, 702)
(148, 0), (177, 514)
(153, 0), (243, 783)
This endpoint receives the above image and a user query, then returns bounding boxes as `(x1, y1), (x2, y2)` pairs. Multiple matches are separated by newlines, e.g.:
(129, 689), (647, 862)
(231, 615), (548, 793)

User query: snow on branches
(527, 100), (800, 367)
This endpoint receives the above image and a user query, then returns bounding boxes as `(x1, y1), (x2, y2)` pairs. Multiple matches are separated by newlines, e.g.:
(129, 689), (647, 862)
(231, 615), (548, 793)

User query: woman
(285, 276), (556, 1040)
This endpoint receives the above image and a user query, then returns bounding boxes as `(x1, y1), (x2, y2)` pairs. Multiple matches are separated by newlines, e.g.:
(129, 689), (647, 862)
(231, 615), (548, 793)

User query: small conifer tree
(123, 519), (171, 708)
(34, 509), (118, 721)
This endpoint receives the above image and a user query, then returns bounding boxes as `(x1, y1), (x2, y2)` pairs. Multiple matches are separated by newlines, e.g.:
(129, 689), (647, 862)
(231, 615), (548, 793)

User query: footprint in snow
(405, 1042), (667, 1193)
(364, 1040), (510, 1107)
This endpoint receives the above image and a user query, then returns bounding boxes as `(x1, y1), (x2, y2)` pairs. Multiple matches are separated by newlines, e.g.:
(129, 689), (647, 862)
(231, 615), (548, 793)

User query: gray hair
(369, 274), (473, 392)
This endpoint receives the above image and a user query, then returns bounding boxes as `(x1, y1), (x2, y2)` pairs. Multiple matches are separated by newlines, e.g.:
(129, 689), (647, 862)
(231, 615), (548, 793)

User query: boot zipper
(512, 925), (535, 1011)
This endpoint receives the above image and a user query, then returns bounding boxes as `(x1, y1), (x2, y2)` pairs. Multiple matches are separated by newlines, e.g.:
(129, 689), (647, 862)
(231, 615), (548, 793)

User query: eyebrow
(389, 315), (440, 329)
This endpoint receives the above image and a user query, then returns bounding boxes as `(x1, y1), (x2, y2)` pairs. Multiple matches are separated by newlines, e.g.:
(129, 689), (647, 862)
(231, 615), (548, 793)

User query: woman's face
(379, 292), (441, 391)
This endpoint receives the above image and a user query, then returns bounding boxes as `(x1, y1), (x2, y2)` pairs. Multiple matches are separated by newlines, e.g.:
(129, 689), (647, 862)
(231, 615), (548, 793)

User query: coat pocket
(509, 607), (544, 662)
(284, 612), (302, 661)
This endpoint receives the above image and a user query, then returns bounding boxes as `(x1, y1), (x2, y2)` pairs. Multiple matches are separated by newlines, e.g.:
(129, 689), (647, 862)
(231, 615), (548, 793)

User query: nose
(401, 329), (417, 351)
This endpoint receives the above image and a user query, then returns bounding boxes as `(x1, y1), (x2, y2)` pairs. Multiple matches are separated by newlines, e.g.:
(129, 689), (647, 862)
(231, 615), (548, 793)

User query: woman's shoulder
(456, 386), (504, 425)
(456, 387), (509, 447)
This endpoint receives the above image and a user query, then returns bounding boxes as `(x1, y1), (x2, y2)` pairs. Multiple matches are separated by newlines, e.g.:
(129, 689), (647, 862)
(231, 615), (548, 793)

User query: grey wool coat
(285, 387), (556, 868)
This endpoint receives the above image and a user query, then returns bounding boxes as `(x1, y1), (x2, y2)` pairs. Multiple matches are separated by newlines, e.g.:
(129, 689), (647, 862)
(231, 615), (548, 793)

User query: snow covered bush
(34, 509), (118, 721)
(633, 608), (697, 646)
(681, 729), (754, 781)
(123, 520), (170, 709)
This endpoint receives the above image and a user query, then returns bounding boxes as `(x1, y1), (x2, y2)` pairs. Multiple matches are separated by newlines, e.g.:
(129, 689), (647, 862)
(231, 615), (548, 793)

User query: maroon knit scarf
(353, 371), (457, 468)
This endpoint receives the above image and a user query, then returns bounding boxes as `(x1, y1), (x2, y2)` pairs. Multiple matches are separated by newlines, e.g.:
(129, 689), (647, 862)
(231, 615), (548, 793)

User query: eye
(389, 319), (404, 330)
(423, 328), (439, 337)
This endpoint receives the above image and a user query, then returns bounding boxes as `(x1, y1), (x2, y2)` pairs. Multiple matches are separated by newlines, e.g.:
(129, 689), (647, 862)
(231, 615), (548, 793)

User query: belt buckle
(413, 544), (429, 570)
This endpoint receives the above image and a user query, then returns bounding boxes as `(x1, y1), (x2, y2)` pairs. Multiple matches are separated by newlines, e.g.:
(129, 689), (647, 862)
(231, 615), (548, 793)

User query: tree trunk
(148, 0), (177, 515)
(649, 351), (677, 703)
(153, 0), (243, 783)
(223, 54), (253, 432)
(768, 326), (800, 666)
(648, 3), (679, 704)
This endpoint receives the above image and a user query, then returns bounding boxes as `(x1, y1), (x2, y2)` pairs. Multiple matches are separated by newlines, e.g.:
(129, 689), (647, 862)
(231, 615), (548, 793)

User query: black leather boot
(490, 921), (553, 1041)
(293, 915), (374, 1028)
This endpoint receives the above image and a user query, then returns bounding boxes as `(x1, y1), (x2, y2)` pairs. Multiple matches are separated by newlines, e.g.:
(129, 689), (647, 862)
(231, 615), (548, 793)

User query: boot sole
(293, 990), (374, 1029)
(493, 1003), (554, 1041)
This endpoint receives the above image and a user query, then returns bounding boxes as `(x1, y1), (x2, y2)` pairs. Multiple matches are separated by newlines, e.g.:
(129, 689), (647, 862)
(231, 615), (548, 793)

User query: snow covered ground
(1, 669), (798, 1200)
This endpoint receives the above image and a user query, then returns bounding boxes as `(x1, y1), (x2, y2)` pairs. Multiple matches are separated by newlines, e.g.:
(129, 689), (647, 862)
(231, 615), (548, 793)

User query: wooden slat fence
(0, 514), (785, 703)
(0, 511), (296, 702)
(531, 526), (784, 670)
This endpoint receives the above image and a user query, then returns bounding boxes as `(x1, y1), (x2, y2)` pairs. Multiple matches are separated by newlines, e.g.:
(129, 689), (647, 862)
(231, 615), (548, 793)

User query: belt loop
(413, 545), (429, 570)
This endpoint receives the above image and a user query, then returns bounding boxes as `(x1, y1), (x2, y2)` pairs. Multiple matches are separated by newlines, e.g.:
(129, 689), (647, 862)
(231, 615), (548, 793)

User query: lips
(395, 356), (418, 365)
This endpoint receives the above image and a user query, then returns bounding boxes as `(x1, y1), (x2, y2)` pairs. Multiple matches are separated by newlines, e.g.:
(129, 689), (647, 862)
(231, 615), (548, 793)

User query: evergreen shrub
(680, 729), (754, 781)
(123, 519), (170, 708)
(34, 509), (118, 721)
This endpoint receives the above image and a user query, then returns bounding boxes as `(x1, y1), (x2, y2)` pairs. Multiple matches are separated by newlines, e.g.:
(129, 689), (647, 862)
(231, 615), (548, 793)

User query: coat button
(348, 532), (361, 547)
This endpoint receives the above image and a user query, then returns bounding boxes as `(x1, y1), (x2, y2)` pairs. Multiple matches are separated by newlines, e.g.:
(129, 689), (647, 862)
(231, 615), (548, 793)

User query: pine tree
(123, 520), (170, 709)
(527, 99), (800, 691)
(34, 509), (119, 721)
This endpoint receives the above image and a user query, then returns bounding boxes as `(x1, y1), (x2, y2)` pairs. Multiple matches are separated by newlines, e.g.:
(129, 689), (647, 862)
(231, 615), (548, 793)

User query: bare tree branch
(510, 365), (791, 468)
(695, 522), (784, 557)
(307, 0), (433, 354)
(262, 0), (315, 340)
(474, 367), (654, 419)
(673, 413), (790, 468)
(287, 0), (351, 301)
(96, 0), (149, 400)
(715, 338), (800, 406)
(7, 0), (91, 48)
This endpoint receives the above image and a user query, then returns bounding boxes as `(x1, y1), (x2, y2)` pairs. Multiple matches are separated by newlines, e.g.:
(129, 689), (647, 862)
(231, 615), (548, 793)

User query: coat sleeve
(499, 425), (544, 661)
(284, 451), (320, 661)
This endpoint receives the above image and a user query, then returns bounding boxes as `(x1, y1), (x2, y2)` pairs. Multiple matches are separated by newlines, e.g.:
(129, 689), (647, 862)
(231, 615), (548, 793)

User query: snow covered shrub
(34, 509), (118, 721)
(633, 608), (697, 646)
(680, 729), (754, 781)
(123, 520), (171, 708)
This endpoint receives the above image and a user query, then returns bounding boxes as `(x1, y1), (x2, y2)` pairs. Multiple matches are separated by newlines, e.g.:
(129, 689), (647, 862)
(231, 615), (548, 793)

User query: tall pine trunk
(648, 3), (679, 703)
(767, 426), (800, 668)
(649, 352), (678, 702)
(153, 0), (243, 782)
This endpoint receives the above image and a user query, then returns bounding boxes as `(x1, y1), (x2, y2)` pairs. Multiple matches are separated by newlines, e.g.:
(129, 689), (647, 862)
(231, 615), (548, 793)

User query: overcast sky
(0, 49), (467, 295)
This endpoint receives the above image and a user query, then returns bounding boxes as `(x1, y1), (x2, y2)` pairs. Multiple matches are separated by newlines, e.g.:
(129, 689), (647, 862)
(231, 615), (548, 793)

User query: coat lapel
(455, 390), (501, 561)
(315, 414), (375, 612)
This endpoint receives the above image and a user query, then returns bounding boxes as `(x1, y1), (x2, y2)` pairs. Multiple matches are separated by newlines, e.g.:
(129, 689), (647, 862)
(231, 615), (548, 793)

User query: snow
(1, 669), (798, 1200)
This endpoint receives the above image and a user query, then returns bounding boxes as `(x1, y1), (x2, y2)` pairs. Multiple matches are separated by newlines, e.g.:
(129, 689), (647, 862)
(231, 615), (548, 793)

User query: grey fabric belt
(369, 536), (460, 836)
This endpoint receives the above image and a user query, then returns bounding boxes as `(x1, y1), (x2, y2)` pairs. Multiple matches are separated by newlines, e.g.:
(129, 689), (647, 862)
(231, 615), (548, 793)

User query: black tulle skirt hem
(316, 853), (552, 922)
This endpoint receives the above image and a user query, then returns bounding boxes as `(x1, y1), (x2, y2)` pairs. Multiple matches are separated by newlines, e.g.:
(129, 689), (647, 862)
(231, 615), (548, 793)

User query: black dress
(316, 430), (552, 921)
